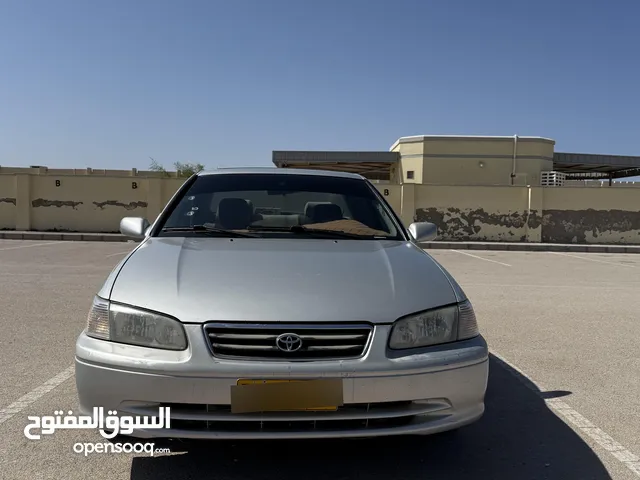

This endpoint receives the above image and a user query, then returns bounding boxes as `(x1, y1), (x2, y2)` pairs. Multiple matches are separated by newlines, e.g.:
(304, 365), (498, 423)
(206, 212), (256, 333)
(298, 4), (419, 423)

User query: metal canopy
(272, 151), (399, 181)
(553, 152), (640, 179)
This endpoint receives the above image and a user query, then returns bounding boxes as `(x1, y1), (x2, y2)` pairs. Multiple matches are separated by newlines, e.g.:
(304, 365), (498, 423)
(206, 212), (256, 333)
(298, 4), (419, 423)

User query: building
(273, 135), (640, 187)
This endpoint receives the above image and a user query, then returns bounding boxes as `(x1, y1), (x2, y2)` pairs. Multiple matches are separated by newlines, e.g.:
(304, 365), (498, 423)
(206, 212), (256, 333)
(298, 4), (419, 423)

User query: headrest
(306, 202), (343, 223)
(304, 202), (332, 218)
(216, 198), (253, 229)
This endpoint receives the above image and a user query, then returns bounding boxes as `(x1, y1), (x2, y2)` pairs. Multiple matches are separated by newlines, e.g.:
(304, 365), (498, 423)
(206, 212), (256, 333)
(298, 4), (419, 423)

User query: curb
(419, 241), (640, 254)
(2, 231), (640, 253)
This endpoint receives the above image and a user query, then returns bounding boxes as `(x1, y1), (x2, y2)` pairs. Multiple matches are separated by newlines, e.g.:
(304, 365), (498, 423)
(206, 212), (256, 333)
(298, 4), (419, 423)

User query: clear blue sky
(1, 0), (639, 170)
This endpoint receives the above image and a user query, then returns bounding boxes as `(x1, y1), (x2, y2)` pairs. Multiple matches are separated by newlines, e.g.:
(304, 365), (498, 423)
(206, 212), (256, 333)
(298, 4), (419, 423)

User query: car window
(158, 173), (403, 239)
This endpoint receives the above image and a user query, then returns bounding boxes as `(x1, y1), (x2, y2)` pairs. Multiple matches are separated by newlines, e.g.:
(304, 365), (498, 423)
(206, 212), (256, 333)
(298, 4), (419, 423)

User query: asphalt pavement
(0, 240), (638, 479)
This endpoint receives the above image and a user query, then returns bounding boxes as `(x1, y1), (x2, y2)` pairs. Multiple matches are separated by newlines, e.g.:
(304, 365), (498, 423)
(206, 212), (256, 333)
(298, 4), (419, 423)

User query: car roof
(197, 167), (366, 180)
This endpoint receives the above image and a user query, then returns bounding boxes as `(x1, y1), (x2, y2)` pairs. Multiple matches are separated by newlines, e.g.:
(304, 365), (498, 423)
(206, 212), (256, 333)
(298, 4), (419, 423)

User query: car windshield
(156, 172), (404, 240)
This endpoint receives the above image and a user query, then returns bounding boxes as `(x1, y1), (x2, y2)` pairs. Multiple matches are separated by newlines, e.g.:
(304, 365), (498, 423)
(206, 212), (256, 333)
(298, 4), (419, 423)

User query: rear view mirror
(408, 222), (437, 243)
(267, 190), (293, 196)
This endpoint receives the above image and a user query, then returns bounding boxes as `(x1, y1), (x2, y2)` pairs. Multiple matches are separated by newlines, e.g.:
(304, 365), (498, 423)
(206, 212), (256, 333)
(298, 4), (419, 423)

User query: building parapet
(0, 166), (183, 177)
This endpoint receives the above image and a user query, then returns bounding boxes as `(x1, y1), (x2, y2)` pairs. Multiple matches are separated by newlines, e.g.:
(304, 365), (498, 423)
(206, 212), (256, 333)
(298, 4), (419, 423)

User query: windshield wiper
(247, 225), (390, 239)
(161, 225), (256, 238)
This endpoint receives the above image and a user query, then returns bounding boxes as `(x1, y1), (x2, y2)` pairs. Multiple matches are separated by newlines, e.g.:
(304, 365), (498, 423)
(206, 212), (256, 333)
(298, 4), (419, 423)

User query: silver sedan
(75, 167), (489, 440)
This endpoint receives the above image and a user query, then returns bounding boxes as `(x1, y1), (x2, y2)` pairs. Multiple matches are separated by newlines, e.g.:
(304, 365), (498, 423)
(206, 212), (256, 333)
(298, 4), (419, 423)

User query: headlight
(85, 296), (187, 350)
(389, 300), (479, 350)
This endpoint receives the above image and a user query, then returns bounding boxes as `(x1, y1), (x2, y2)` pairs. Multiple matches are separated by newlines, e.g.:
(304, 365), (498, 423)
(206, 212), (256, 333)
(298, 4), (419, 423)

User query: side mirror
(120, 217), (151, 239)
(408, 222), (437, 243)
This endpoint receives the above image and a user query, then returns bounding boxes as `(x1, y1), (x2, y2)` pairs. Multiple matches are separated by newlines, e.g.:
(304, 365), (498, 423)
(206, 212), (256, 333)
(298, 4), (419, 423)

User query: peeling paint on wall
(32, 199), (83, 209)
(542, 209), (640, 244)
(415, 206), (640, 244)
(0, 198), (16, 206)
(416, 207), (541, 241)
(93, 200), (148, 210)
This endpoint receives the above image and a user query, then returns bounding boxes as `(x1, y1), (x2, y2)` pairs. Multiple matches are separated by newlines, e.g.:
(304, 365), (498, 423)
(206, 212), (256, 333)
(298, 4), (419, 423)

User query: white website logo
(24, 406), (171, 440)
(72, 441), (171, 457)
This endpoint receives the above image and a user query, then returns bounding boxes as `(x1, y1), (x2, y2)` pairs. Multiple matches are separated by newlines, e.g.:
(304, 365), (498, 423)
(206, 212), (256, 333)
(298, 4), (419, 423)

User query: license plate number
(231, 379), (343, 414)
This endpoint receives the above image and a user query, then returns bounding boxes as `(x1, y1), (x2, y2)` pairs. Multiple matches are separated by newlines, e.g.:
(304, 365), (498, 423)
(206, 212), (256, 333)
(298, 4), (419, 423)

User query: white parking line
(450, 249), (512, 267)
(492, 350), (640, 477)
(0, 242), (65, 252)
(0, 273), (105, 277)
(549, 251), (636, 268)
(105, 250), (133, 258)
(0, 366), (74, 426)
(462, 283), (639, 290)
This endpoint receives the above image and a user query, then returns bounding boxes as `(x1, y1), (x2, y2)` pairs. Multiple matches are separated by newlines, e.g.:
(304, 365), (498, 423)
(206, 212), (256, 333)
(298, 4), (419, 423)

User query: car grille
(122, 401), (452, 435)
(203, 323), (373, 360)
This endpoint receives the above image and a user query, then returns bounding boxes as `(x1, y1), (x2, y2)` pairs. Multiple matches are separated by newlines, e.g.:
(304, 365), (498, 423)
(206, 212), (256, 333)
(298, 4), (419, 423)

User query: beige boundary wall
(0, 171), (186, 232)
(2, 170), (640, 244)
(408, 184), (640, 244)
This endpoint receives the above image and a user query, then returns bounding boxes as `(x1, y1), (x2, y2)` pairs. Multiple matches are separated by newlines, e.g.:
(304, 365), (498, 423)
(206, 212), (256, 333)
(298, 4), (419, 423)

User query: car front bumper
(75, 325), (489, 440)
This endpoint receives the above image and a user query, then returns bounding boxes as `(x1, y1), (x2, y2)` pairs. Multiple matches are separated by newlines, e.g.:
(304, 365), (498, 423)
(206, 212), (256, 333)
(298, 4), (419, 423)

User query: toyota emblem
(275, 333), (303, 353)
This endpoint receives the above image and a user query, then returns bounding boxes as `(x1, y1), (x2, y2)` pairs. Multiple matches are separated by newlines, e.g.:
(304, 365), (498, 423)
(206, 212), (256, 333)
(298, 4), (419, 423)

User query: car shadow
(129, 354), (612, 479)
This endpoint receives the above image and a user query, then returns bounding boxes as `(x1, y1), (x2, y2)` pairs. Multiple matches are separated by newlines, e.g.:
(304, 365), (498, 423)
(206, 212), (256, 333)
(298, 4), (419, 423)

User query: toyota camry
(75, 167), (489, 440)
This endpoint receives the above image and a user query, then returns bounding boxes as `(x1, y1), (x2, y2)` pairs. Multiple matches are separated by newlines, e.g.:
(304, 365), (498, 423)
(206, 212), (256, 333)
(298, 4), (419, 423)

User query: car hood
(105, 237), (460, 324)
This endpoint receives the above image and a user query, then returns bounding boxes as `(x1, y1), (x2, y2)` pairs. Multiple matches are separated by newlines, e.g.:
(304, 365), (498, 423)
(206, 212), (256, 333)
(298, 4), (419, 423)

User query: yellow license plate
(231, 379), (343, 414)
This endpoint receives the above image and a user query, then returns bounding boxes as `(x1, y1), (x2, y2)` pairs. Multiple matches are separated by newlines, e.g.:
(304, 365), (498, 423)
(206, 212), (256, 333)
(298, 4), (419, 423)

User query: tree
(174, 161), (205, 177)
(148, 157), (168, 176)
(148, 158), (204, 177)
